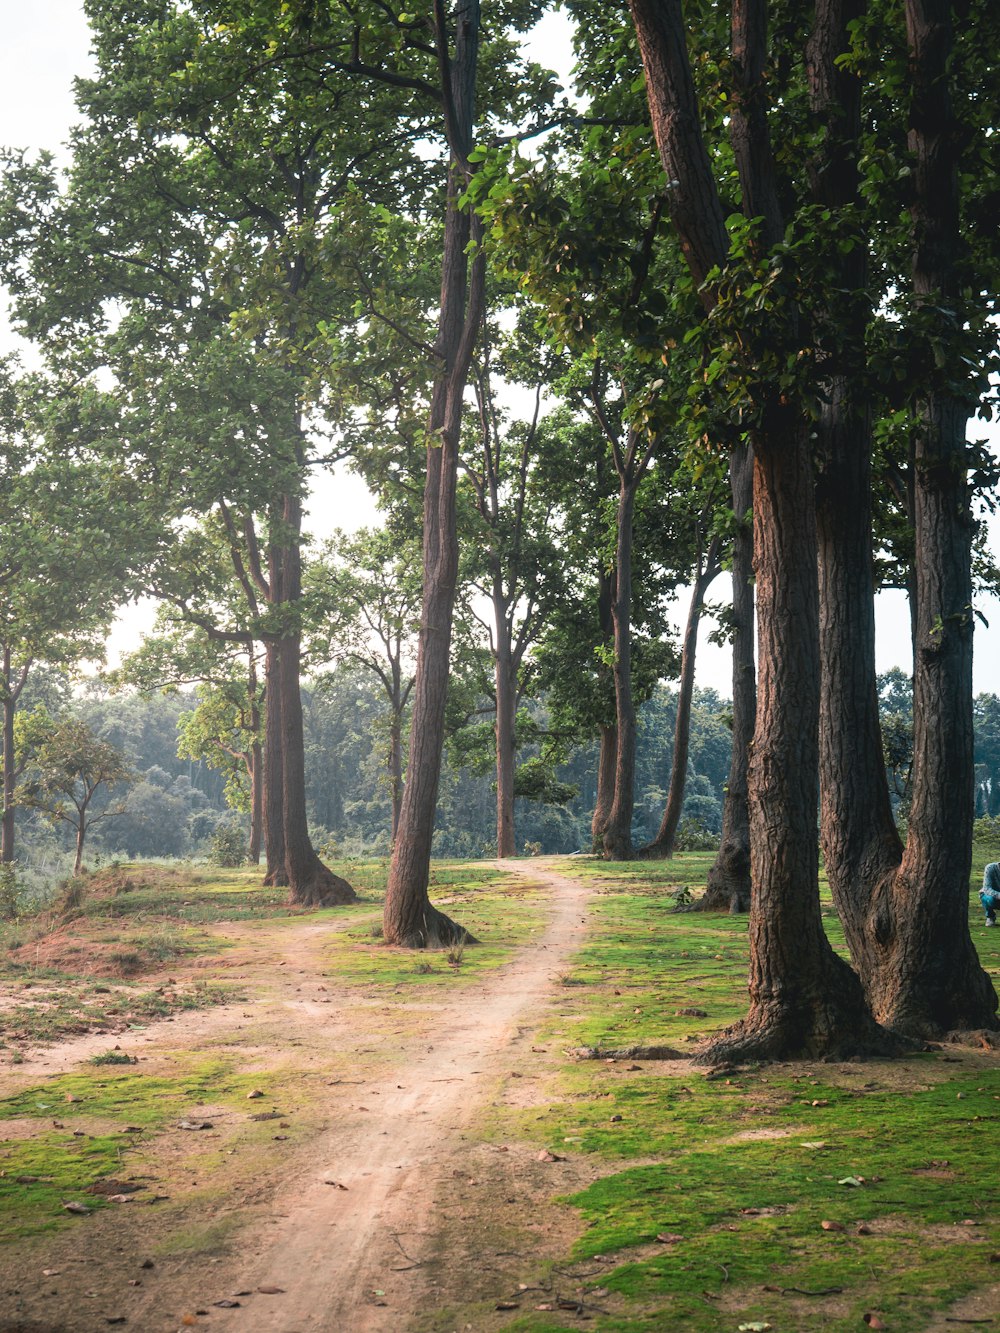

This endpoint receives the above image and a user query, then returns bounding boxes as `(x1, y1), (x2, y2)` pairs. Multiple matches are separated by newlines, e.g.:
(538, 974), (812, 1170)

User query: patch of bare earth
(0, 863), (608, 1332)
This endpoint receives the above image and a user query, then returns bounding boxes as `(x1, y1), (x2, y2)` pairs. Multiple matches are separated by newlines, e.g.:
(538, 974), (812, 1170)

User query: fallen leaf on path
(626, 1064), (643, 1072)
(324, 1180), (349, 1190)
(42, 1269), (61, 1277)
(839, 1176), (865, 1187)
(257, 1285), (285, 1294)
(177, 1120), (213, 1131)
(863, 1315), (887, 1329)
(737, 1324), (771, 1332)
(675, 1007), (708, 1017)
(536, 1150), (567, 1162)
(495, 1301), (520, 1310)
(62, 1202), (90, 1215)
(656, 1233), (685, 1244)
(249, 1111), (284, 1122)
(213, 1300), (241, 1309)
(247, 1090), (264, 1100)
(821, 1220), (846, 1232)
(107, 1194), (135, 1204)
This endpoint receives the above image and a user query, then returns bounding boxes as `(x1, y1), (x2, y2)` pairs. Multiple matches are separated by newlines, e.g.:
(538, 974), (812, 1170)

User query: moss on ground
(493, 854), (1000, 1332)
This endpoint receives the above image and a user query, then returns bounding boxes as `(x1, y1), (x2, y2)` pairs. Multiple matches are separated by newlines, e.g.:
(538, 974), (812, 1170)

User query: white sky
(1, 2), (998, 696)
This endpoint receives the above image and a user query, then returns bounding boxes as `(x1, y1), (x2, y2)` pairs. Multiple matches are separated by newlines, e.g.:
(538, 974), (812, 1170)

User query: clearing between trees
(1, 856), (999, 1332)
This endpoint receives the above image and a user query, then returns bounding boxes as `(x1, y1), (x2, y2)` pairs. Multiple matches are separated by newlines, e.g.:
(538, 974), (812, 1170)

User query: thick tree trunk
(863, 0), (994, 1033)
(603, 479), (638, 859)
(383, 0), (484, 946)
(494, 616), (517, 858)
(631, 0), (896, 1062)
(706, 418), (897, 1062)
(591, 723), (618, 851)
(640, 536), (721, 859)
(262, 641), (287, 887)
(701, 442), (755, 911)
(815, 0), (995, 1036)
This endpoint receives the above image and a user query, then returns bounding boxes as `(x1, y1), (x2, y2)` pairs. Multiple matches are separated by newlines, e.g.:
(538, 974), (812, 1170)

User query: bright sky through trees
(0, 1), (996, 692)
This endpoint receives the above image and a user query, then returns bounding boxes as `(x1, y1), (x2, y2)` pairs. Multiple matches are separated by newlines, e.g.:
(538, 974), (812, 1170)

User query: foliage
(209, 821), (249, 869)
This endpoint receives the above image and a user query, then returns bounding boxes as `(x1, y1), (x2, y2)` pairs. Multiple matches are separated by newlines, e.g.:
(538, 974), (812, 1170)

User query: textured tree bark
(383, 0), (484, 945)
(708, 418), (897, 1061)
(640, 535), (721, 859)
(701, 442), (754, 911)
(591, 723), (618, 852)
(603, 479), (638, 859)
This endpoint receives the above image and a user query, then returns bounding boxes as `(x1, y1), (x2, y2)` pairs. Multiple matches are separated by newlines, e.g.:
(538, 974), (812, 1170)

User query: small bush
(0, 864), (19, 920)
(973, 815), (1000, 851)
(673, 818), (720, 852)
(209, 822), (248, 868)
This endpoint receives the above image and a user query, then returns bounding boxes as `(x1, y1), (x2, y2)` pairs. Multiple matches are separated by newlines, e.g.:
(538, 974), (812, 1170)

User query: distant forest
(10, 666), (1000, 875)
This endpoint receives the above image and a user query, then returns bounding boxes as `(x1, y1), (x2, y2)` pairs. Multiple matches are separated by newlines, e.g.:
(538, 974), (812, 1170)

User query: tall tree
(628, 0), (897, 1058)
(815, 0), (997, 1035)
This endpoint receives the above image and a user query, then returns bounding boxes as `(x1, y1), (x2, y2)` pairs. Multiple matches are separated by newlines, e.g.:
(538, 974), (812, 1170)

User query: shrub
(0, 864), (19, 920)
(209, 822), (248, 868)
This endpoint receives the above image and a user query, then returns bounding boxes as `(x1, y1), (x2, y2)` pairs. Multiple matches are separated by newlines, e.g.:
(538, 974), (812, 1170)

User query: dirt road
(1, 862), (596, 1333)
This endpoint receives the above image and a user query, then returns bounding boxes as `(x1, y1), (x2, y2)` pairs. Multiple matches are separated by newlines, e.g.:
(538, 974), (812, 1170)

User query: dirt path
(214, 861), (592, 1332)
(2, 862), (596, 1332)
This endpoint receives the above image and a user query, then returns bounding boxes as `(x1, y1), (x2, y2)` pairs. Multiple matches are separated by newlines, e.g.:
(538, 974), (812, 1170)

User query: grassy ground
(1, 851), (998, 1331)
(483, 850), (1000, 1332)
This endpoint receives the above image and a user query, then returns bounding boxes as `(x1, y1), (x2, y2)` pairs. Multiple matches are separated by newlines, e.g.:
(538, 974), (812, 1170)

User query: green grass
(0, 1056), (280, 1241)
(493, 852), (1000, 1332)
(319, 865), (548, 988)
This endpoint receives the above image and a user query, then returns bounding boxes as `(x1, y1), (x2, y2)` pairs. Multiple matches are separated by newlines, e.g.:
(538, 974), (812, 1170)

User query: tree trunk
(592, 723), (618, 851)
(2, 691), (14, 866)
(494, 612), (517, 858)
(814, 0), (995, 1036)
(603, 478), (638, 859)
(701, 441), (755, 911)
(1, 647), (29, 867)
(276, 491), (355, 907)
(262, 641), (287, 887)
(388, 710), (403, 845)
(630, 0), (897, 1062)
(640, 535), (721, 858)
(863, 0), (994, 1033)
(74, 821), (86, 877)
(706, 416), (897, 1061)
(248, 736), (263, 865)
(383, 0), (484, 946)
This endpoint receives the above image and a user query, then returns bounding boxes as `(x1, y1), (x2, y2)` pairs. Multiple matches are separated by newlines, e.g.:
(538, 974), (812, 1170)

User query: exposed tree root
(693, 886), (749, 914)
(574, 1044), (685, 1061)
(633, 842), (668, 861)
(288, 866), (357, 908)
(263, 867), (289, 888)
(390, 903), (479, 949)
(696, 1001), (913, 1066)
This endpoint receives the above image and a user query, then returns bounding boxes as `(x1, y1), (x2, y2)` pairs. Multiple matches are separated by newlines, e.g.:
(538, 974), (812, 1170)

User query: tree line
(0, 0), (997, 1059)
